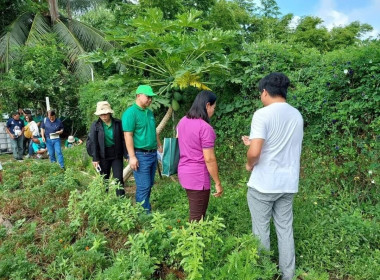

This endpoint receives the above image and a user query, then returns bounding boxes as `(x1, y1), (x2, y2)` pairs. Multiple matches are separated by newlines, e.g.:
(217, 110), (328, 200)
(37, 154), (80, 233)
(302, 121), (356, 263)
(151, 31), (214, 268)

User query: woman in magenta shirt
(177, 90), (223, 221)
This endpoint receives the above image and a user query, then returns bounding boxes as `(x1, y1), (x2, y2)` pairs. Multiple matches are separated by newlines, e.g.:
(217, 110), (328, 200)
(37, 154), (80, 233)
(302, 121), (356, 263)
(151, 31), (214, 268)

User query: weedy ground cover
(0, 140), (378, 279)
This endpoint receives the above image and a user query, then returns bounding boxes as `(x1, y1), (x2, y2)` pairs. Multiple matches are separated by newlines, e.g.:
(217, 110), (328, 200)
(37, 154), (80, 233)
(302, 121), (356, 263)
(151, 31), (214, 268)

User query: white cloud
(288, 15), (300, 30)
(315, 0), (349, 29)
(314, 0), (380, 37)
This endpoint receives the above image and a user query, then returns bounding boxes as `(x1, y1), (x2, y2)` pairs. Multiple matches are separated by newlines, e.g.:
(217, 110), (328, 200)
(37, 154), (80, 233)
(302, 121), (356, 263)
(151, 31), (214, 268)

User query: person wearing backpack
(89, 101), (126, 197)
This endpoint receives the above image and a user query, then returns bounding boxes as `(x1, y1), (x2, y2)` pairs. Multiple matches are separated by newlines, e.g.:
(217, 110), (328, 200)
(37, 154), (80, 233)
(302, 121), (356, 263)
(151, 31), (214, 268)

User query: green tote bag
(162, 138), (180, 176)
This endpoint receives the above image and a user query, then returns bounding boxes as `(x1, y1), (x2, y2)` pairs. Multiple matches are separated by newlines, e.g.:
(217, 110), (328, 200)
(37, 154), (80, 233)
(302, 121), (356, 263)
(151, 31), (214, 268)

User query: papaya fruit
(171, 99), (180, 111)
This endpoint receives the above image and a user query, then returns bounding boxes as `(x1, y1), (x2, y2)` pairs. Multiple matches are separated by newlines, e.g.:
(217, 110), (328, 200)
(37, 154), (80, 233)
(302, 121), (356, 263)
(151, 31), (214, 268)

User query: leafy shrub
(68, 176), (144, 233)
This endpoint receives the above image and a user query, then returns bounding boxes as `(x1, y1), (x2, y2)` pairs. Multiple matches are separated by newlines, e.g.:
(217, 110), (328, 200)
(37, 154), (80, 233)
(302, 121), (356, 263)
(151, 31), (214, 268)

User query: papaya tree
(84, 8), (237, 179)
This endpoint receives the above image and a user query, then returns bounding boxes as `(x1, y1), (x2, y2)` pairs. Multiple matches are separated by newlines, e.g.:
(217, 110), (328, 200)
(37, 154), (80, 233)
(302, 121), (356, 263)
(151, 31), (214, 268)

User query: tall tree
(258, 0), (280, 18)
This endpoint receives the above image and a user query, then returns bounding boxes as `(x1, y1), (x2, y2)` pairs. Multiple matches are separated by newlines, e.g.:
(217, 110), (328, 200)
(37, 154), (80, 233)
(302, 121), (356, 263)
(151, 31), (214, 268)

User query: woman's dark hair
(258, 72), (290, 99)
(25, 114), (33, 121)
(186, 90), (217, 123)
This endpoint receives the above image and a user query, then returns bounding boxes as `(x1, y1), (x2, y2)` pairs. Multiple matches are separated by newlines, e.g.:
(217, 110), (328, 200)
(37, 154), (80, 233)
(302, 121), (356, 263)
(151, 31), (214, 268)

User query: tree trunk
(66, 0), (72, 20)
(123, 106), (173, 182)
(48, 0), (59, 23)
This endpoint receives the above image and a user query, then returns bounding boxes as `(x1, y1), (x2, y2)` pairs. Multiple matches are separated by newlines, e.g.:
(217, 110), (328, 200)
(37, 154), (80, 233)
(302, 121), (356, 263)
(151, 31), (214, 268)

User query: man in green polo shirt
(122, 85), (162, 212)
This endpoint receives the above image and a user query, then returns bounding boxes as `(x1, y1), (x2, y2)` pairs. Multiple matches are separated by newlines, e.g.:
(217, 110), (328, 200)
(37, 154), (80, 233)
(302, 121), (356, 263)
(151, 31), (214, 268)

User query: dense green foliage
(0, 0), (379, 279)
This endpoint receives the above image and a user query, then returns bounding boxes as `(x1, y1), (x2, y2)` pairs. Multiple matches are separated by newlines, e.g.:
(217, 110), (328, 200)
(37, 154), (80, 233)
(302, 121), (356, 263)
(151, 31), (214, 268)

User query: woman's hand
(92, 161), (100, 172)
(213, 182), (223, 197)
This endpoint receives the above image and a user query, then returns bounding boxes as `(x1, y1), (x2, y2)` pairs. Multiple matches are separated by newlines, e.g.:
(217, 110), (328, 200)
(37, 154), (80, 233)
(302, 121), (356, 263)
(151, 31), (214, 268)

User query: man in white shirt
(243, 72), (303, 280)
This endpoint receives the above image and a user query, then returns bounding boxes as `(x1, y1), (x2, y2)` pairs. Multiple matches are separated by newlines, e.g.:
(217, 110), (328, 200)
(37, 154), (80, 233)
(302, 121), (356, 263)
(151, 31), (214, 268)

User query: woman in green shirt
(89, 101), (127, 196)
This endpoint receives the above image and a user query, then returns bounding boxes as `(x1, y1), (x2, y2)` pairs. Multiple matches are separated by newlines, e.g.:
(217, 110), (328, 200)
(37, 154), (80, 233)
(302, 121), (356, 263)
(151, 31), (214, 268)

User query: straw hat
(68, 136), (75, 143)
(94, 101), (114, 116)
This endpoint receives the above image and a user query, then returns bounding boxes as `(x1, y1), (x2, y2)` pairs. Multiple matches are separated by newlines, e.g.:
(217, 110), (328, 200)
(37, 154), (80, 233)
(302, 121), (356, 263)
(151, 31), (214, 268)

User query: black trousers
(185, 189), (210, 222)
(99, 146), (125, 196)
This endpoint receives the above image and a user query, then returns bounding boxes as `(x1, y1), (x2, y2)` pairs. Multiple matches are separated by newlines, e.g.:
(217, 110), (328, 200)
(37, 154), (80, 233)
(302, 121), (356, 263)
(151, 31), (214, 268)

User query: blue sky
(273, 0), (380, 38)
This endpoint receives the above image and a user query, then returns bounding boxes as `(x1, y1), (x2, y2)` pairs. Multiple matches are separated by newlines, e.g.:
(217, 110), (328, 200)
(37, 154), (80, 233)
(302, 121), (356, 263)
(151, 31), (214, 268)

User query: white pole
(91, 67), (94, 82)
(46, 97), (50, 111)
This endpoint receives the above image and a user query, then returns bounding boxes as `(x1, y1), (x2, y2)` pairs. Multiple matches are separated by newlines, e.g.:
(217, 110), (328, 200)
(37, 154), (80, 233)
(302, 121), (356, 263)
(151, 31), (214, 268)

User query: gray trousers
(247, 187), (295, 280)
(11, 136), (23, 160)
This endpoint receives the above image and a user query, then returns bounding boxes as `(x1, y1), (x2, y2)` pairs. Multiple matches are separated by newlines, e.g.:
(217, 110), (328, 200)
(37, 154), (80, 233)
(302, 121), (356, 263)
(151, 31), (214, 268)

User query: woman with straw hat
(89, 101), (127, 196)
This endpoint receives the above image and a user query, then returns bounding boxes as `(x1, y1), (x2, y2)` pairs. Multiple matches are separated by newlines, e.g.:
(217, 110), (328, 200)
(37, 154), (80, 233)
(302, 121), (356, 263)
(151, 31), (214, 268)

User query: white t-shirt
(248, 102), (303, 193)
(28, 121), (40, 137)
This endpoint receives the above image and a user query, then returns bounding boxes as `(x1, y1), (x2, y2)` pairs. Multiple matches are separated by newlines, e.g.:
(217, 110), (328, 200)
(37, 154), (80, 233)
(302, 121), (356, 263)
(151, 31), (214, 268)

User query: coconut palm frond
(53, 19), (92, 81)
(66, 19), (114, 51)
(0, 12), (34, 71)
(25, 13), (51, 46)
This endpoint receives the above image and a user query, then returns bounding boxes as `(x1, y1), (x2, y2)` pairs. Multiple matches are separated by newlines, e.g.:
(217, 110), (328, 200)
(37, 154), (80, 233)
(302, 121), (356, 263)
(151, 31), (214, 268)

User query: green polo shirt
(122, 103), (157, 150)
(102, 121), (115, 147)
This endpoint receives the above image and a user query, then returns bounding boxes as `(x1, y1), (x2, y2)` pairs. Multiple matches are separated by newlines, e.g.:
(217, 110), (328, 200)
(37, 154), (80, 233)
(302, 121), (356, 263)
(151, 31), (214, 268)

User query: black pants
(99, 146), (125, 196)
(185, 189), (210, 222)
(23, 136), (30, 155)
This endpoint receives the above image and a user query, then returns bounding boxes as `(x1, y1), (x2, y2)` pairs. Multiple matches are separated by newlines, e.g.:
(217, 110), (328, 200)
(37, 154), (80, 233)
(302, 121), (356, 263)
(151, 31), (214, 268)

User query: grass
(0, 144), (378, 280)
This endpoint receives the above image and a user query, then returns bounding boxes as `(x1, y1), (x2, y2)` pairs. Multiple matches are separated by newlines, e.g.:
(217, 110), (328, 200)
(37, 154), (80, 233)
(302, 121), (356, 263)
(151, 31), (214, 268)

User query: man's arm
(246, 138), (265, 171)
(203, 148), (223, 197)
(5, 127), (14, 139)
(41, 128), (46, 142)
(124, 131), (138, 171)
(57, 121), (64, 135)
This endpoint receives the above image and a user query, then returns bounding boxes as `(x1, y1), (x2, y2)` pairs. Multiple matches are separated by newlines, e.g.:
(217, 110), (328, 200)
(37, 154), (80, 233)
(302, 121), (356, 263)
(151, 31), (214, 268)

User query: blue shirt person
(41, 110), (65, 169)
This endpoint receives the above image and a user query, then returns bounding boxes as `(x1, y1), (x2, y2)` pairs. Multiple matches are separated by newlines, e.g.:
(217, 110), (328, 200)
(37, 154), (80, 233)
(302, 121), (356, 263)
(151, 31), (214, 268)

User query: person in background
(243, 72), (303, 280)
(122, 85), (162, 213)
(24, 114), (39, 137)
(24, 114), (40, 158)
(41, 110), (65, 169)
(65, 135), (83, 148)
(177, 90), (223, 222)
(34, 108), (44, 127)
(6, 112), (24, 160)
(31, 137), (47, 159)
(22, 109), (32, 155)
(18, 108), (25, 122)
(89, 101), (126, 196)
(0, 162), (3, 184)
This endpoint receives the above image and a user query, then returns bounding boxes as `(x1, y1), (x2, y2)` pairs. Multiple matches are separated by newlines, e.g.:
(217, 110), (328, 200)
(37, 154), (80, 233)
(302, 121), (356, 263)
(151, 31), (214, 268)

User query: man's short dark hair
(258, 72), (290, 99)
(48, 110), (56, 116)
(12, 112), (20, 117)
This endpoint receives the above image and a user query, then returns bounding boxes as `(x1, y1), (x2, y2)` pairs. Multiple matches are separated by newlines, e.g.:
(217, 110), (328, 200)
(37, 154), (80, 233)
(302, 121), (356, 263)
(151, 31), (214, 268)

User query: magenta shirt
(177, 117), (216, 190)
